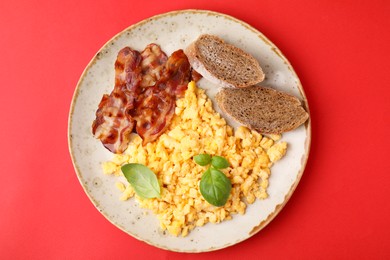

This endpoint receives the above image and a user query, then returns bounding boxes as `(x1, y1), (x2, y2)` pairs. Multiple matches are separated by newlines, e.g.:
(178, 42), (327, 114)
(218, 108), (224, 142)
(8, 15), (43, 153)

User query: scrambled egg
(102, 81), (287, 237)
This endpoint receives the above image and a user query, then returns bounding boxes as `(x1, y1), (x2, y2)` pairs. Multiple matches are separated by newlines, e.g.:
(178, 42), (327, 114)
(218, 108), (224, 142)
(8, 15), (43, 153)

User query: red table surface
(1, 0), (389, 259)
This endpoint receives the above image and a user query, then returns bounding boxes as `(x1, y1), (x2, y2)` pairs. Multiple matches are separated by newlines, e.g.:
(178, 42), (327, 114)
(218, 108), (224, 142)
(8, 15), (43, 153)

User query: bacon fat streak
(92, 44), (193, 154)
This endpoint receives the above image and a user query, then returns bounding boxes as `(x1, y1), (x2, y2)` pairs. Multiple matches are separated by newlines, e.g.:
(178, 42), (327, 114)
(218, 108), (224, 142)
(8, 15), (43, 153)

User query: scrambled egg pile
(102, 81), (287, 237)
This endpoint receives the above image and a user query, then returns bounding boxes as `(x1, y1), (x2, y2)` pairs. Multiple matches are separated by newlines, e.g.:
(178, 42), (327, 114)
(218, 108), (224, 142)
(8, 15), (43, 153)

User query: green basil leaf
(121, 163), (161, 199)
(194, 154), (211, 166)
(200, 168), (232, 207)
(211, 156), (230, 169)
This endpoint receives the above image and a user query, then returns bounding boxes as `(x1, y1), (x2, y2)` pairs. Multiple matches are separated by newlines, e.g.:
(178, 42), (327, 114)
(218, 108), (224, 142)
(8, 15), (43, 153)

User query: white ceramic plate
(68, 9), (311, 252)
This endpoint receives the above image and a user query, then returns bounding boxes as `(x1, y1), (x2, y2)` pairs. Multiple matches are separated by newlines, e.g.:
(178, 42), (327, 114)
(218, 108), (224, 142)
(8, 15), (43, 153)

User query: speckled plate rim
(68, 9), (311, 252)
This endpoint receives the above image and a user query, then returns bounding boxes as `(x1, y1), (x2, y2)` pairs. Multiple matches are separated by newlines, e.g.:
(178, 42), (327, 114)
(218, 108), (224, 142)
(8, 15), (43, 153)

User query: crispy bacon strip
(140, 44), (168, 87)
(92, 48), (142, 153)
(132, 50), (191, 144)
(91, 92), (134, 153)
(114, 47), (142, 92)
(92, 45), (191, 153)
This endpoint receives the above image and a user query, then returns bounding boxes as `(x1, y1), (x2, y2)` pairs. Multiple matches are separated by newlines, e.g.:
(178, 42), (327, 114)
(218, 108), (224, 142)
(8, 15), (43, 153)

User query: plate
(68, 9), (311, 252)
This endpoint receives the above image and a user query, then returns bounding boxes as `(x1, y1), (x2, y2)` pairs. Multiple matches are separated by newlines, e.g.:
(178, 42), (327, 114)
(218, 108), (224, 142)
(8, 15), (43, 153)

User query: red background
(1, 0), (389, 259)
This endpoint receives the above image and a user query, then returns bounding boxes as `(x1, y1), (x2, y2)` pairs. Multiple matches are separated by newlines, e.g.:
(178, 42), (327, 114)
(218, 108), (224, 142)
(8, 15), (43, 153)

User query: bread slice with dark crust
(215, 86), (309, 134)
(185, 34), (264, 88)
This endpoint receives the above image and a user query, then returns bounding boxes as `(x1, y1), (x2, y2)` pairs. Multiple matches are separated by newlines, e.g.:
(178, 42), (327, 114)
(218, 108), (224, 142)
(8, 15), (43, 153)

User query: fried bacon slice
(92, 47), (141, 153)
(92, 45), (191, 154)
(133, 50), (191, 145)
(91, 92), (134, 154)
(140, 44), (168, 87)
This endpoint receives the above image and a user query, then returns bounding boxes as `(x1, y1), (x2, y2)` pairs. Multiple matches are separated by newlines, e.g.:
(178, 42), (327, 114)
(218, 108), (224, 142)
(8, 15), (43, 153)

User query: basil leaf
(200, 168), (232, 207)
(211, 156), (230, 169)
(121, 163), (161, 199)
(194, 154), (211, 166)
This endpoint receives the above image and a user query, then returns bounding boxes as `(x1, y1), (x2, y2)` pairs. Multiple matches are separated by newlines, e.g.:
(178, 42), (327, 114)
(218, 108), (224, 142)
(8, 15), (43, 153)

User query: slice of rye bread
(215, 86), (309, 134)
(185, 34), (265, 88)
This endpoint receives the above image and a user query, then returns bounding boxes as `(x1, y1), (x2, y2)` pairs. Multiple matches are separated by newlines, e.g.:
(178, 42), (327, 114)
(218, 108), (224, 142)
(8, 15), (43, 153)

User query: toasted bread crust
(216, 86), (309, 134)
(185, 34), (264, 88)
